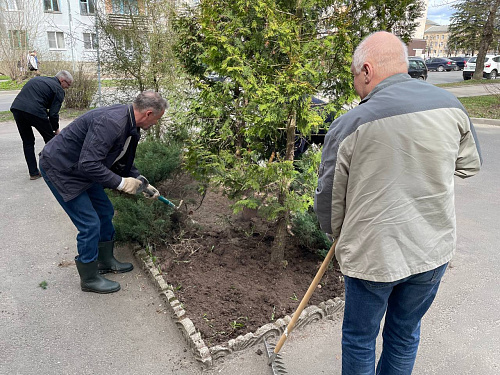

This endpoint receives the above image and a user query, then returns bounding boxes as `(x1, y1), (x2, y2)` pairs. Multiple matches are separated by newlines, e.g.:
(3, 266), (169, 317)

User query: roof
(425, 25), (449, 33)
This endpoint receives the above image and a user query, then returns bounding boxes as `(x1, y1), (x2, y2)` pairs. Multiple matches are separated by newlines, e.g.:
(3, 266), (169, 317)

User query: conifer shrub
(108, 138), (183, 245)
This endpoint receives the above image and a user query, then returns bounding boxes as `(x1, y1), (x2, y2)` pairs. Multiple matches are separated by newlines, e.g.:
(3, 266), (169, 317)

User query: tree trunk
(270, 110), (296, 264)
(473, 0), (500, 80)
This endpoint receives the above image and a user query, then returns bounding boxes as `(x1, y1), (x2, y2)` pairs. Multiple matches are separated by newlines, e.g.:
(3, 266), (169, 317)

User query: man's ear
(363, 63), (374, 83)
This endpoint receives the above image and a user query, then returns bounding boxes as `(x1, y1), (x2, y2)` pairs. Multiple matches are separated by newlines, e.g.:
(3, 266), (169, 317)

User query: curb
(133, 246), (345, 368)
(471, 117), (500, 126)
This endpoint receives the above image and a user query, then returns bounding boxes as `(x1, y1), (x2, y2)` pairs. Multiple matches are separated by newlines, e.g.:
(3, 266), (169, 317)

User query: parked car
(448, 56), (470, 70)
(408, 57), (428, 80)
(424, 57), (458, 72)
(463, 55), (500, 80)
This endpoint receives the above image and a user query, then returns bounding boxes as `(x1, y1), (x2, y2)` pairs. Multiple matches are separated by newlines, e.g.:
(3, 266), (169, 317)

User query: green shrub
(63, 69), (97, 109)
(292, 209), (332, 258)
(107, 137), (184, 245)
(134, 139), (183, 185)
(107, 191), (176, 245)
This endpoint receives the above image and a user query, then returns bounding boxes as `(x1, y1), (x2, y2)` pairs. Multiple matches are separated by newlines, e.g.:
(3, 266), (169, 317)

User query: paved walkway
(442, 82), (500, 97)
(0, 119), (203, 375)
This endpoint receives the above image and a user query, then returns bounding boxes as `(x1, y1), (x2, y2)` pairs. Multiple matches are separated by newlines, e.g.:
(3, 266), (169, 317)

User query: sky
(427, 1), (456, 25)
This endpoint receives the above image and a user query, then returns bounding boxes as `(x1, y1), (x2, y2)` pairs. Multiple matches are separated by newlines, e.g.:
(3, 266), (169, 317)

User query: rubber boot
(97, 240), (134, 274)
(75, 260), (121, 294)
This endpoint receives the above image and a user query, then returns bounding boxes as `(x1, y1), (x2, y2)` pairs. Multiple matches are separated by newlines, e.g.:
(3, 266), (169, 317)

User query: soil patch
(154, 175), (344, 347)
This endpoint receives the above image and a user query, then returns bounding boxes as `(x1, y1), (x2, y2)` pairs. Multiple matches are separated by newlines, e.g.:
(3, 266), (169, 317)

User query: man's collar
(360, 73), (412, 104)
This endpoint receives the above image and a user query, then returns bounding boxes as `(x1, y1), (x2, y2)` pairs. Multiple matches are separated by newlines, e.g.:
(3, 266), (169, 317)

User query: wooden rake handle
(273, 238), (338, 356)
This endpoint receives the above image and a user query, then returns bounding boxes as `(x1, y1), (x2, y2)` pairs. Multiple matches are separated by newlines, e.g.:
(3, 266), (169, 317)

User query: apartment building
(424, 24), (450, 57)
(1, 0), (197, 70)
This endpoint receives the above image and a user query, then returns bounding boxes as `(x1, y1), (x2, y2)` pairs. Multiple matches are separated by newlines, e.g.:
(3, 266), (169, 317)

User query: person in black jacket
(10, 70), (73, 179)
(39, 91), (166, 294)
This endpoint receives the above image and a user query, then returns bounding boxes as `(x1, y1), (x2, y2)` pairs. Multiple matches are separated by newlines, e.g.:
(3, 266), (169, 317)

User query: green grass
(436, 79), (500, 88)
(459, 95), (500, 119)
(0, 107), (89, 123)
(0, 80), (25, 90)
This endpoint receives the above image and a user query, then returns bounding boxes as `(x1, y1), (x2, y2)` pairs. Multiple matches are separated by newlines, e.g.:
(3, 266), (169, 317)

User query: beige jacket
(314, 74), (482, 282)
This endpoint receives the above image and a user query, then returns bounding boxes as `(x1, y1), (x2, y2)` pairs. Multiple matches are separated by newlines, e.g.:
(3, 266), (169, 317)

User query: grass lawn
(459, 95), (500, 119)
(0, 108), (89, 123)
(0, 80), (25, 90)
(436, 79), (500, 88)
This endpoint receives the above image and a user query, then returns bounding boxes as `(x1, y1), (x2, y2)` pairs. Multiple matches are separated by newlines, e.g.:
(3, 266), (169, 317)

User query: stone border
(471, 117), (500, 126)
(133, 246), (345, 368)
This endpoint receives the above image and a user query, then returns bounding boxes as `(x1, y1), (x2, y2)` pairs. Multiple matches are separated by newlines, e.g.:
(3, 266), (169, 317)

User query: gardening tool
(266, 238), (338, 373)
(137, 175), (183, 210)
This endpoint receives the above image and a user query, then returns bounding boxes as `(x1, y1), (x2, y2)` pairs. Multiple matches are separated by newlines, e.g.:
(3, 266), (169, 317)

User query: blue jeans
(342, 263), (448, 375)
(40, 166), (115, 263)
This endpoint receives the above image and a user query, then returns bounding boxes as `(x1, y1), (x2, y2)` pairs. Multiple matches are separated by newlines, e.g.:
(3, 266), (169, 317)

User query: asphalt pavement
(0, 119), (203, 375)
(1, 89), (499, 375)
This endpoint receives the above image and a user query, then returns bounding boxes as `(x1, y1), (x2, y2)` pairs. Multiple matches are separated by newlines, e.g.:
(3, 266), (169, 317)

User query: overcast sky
(427, 1), (456, 25)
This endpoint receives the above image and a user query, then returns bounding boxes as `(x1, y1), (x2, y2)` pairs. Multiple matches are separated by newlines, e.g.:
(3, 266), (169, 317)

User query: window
(44, 0), (59, 12)
(5, 0), (23, 10)
(8, 30), (27, 48)
(80, 0), (95, 15)
(83, 33), (97, 49)
(47, 31), (65, 49)
(114, 34), (133, 50)
(112, 0), (138, 14)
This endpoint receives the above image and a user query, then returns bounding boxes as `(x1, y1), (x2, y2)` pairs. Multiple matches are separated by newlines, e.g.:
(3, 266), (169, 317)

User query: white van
(463, 55), (500, 80)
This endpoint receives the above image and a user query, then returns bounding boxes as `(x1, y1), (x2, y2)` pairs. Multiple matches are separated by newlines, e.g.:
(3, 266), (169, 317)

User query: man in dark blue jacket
(10, 70), (73, 179)
(39, 91), (166, 294)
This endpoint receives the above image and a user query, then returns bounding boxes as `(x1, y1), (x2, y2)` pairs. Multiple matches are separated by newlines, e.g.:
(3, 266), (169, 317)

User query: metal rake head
(264, 338), (288, 375)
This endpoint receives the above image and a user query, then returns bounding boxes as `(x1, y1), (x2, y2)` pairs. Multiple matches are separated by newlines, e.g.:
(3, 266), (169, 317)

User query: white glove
(143, 184), (160, 199)
(119, 177), (142, 195)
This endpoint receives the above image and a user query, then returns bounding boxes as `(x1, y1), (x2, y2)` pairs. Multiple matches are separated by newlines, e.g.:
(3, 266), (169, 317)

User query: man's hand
(143, 184), (160, 200)
(54, 129), (60, 135)
(120, 177), (142, 195)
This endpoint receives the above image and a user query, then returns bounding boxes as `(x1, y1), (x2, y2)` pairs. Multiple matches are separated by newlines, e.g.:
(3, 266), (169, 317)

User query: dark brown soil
(154, 175), (344, 347)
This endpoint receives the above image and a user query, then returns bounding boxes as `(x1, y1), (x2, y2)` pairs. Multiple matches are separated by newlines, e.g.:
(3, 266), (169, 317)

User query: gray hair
(352, 31), (409, 75)
(133, 91), (167, 115)
(55, 70), (74, 85)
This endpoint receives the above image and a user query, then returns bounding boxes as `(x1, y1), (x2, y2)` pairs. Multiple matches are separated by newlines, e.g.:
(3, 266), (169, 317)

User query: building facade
(424, 24), (450, 57)
(1, 0), (197, 72)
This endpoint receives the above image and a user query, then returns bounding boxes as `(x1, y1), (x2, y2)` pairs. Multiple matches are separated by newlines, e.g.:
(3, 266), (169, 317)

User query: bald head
(351, 31), (409, 99)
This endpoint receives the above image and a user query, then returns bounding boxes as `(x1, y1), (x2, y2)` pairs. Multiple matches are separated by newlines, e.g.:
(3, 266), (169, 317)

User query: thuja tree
(174, 0), (424, 264)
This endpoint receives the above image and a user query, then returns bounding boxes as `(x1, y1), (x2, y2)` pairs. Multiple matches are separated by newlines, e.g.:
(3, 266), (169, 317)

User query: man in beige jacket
(315, 31), (482, 374)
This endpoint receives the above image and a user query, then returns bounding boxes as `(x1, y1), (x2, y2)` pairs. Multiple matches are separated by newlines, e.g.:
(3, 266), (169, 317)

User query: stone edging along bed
(134, 247), (345, 368)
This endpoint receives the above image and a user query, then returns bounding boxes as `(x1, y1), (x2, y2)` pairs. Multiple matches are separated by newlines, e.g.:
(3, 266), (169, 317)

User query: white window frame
(5, 0), (23, 10)
(44, 0), (60, 12)
(47, 31), (65, 49)
(83, 32), (97, 50)
(8, 29), (27, 48)
(80, 0), (95, 15)
(112, 0), (138, 15)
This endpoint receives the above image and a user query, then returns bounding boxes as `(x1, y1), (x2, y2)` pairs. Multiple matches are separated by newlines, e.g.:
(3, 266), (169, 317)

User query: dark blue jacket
(10, 76), (65, 130)
(40, 104), (140, 202)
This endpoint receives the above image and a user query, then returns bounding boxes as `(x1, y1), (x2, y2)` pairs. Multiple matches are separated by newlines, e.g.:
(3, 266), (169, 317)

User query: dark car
(408, 58), (428, 80)
(424, 57), (458, 72)
(448, 56), (469, 70)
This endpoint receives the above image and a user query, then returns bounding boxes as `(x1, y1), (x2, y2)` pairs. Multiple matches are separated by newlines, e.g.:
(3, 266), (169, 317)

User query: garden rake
(265, 238), (338, 374)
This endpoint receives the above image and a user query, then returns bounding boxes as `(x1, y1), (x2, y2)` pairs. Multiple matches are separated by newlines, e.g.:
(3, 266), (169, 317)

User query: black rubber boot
(97, 240), (134, 274)
(75, 260), (121, 294)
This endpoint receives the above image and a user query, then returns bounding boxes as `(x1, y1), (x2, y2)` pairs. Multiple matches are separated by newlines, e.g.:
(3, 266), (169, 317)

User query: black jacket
(40, 104), (140, 202)
(10, 76), (65, 130)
